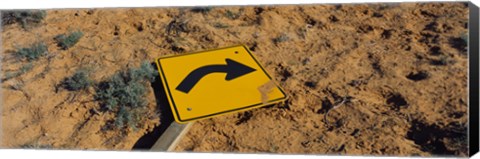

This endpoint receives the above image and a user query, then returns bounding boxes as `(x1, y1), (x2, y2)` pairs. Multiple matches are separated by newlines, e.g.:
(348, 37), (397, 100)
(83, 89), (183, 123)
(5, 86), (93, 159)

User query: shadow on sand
(131, 63), (174, 150)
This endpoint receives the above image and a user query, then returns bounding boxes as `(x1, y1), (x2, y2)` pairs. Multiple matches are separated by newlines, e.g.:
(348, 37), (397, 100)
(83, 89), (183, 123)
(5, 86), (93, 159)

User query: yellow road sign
(156, 45), (286, 123)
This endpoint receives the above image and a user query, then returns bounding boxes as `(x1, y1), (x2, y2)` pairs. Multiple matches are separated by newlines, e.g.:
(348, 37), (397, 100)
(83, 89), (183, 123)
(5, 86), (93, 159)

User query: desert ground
(1, 2), (469, 157)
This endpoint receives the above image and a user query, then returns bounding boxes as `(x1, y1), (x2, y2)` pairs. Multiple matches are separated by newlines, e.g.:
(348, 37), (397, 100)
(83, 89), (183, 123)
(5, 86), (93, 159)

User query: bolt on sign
(155, 45), (286, 123)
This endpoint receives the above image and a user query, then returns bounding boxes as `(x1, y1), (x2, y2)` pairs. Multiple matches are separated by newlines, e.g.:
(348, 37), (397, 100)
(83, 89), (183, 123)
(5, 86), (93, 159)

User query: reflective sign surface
(156, 45), (286, 123)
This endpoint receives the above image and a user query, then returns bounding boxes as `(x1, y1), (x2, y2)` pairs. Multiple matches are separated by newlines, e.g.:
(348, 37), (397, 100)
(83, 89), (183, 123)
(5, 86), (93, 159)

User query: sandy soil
(1, 2), (469, 157)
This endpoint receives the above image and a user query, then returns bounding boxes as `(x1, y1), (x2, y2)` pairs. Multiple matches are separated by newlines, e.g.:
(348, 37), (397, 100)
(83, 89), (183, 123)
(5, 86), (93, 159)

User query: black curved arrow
(176, 58), (256, 93)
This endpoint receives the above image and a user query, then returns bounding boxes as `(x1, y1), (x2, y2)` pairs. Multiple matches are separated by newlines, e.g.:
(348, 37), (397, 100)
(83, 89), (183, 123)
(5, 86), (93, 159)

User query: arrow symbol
(176, 58), (256, 93)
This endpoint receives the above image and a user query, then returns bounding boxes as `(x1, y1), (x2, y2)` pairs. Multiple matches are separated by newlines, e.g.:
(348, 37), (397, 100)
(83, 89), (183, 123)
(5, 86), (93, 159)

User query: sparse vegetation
(430, 55), (456, 66)
(191, 7), (212, 13)
(54, 31), (83, 50)
(60, 69), (92, 91)
(95, 61), (157, 130)
(166, 19), (189, 37)
(2, 41), (47, 81)
(407, 120), (468, 155)
(459, 32), (469, 54)
(19, 135), (52, 149)
(21, 143), (52, 149)
(460, 32), (468, 44)
(225, 10), (241, 20)
(213, 22), (229, 28)
(2, 63), (33, 81)
(1, 10), (46, 29)
(273, 34), (290, 44)
(164, 36), (187, 52)
(16, 42), (48, 61)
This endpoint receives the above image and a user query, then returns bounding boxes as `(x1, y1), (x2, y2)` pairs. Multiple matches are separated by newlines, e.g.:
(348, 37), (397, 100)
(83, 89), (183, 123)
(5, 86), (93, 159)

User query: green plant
(225, 10), (240, 20)
(460, 32), (468, 44)
(95, 61), (157, 130)
(272, 34), (290, 44)
(213, 22), (229, 28)
(20, 136), (52, 149)
(2, 63), (33, 81)
(16, 42), (48, 61)
(115, 104), (146, 131)
(191, 7), (212, 13)
(430, 55), (455, 66)
(459, 32), (468, 55)
(20, 140), (52, 149)
(21, 143), (52, 149)
(54, 31), (83, 50)
(164, 36), (188, 52)
(61, 69), (92, 91)
(1, 10), (46, 29)
(166, 19), (189, 37)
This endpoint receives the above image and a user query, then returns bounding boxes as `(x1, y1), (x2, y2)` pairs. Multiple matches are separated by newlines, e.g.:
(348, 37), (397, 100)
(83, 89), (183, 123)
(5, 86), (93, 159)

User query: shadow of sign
(131, 63), (174, 150)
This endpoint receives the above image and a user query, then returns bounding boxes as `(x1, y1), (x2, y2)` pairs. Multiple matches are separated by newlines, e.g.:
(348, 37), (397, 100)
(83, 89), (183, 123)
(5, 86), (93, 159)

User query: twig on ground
(324, 96), (349, 127)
